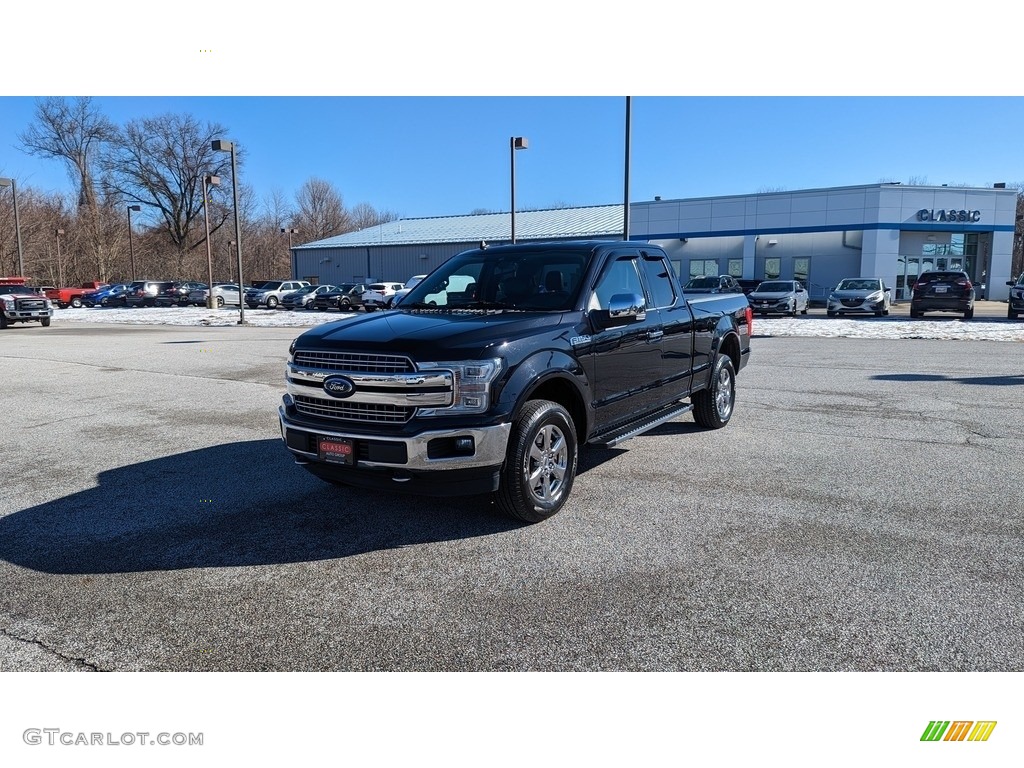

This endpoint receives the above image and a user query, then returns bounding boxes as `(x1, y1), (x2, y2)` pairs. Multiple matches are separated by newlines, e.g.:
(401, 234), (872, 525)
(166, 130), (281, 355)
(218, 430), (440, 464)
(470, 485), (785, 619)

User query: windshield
(1, 285), (40, 295)
(401, 247), (588, 311)
(755, 281), (793, 292)
(257, 281), (283, 290)
(836, 279), (880, 291)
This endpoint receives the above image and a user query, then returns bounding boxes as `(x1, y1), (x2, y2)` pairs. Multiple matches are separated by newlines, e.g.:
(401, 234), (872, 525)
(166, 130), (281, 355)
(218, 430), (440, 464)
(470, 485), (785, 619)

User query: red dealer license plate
(318, 437), (353, 465)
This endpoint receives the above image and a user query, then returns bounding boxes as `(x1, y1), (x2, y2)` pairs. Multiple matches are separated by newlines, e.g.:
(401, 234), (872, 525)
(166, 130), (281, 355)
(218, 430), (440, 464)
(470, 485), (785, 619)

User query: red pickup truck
(45, 281), (106, 309)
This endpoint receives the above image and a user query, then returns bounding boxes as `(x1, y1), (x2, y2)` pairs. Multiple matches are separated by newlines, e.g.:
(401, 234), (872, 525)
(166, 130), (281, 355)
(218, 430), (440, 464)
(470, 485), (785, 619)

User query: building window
(727, 259), (743, 277)
(793, 257), (810, 287)
(689, 259), (719, 278)
(764, 257), (781, 280)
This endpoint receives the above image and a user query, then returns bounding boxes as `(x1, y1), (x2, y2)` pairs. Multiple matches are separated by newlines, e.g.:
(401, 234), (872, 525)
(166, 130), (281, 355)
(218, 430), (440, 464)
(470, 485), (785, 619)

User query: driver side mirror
(590, 292), (647, 328)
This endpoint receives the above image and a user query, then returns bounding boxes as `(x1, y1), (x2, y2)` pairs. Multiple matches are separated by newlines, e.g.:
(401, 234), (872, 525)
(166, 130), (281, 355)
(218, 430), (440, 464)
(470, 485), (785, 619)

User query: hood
(296, 308), (569, 360)
(831, 289), (879, 298)
(750, 290), (794, 300)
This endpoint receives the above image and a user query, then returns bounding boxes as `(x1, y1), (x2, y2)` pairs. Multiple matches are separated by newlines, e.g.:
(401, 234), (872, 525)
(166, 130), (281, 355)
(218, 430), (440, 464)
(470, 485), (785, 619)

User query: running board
(590, 402), (694, 448)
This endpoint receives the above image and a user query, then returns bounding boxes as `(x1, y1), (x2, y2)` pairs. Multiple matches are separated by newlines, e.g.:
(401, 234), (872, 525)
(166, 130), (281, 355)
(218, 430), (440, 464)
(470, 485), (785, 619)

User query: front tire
(266, 296), (278, 309)
(496, 400), (577, 524)
(41, 317), (51, 327)
(693, 355), (736, 429)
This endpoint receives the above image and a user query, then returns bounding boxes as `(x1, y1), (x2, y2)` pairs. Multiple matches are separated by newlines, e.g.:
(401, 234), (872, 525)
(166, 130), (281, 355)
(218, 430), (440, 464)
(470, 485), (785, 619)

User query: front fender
(494, 349), (591, 433)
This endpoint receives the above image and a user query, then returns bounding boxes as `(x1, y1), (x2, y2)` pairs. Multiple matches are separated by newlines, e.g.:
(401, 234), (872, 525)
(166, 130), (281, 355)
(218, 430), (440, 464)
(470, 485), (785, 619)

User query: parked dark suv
(155, 281), (207, 307)
(312, 283), (368, 311)
(910, 270), (975, 319)
(126, 280), (175, 307)
(1006, 273), (1024, 319)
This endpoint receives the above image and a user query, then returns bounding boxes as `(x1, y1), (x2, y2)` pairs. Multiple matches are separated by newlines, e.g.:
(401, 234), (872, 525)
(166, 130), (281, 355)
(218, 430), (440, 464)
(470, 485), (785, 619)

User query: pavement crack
(1, 627), (105, 672)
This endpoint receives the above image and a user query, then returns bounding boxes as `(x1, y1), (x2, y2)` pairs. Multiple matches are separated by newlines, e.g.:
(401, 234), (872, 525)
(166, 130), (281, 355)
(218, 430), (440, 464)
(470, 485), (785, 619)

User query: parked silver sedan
(826, 278), (891, 317)
(747, 280), (809, 316)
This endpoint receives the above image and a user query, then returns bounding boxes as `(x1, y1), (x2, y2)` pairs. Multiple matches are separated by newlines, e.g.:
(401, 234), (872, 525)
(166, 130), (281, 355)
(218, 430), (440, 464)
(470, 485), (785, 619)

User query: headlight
(866, 291), (882, 301)
(828, 293), (838, 301)
(1, 299), (13, 310)
(415, 358), (503, 415)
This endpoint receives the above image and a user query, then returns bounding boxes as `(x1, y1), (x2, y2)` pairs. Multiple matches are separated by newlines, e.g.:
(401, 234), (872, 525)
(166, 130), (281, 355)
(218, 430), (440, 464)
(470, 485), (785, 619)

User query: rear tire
(70, 297), (83, 308)
(496, 400), (577, 524)
(693, 355), (736, 430)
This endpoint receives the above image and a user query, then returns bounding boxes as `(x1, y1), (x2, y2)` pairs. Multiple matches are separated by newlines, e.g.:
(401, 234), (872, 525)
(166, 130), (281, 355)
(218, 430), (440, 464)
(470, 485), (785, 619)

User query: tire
(496, 400), (578, 524)
(826, 310), (837, 317)
(216, 296), (224, 308)
(910, 308), (921, 319)
(1009, 308), (1019, 319)
(874, 309), (884, 317)
(339, 299), (351, 310)
(364, 305), (377, 312)
(41, 317), (51, 327)
(801, 306), (808, 315)
(964, 307), (974, 320)
(692, 355), (736, 430)
(70, 297), (83, 308)
(0, 313), (7, 329)
(266, 296), (278, 309)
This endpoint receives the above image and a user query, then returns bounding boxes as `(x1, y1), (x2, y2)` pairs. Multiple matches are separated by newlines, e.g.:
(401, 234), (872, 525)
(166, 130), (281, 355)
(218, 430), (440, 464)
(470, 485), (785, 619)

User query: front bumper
(827, 298), (886, 314)
(3, 308), (53, 321)
(278, 400), (511, 495)
(749, 299), (794, 314)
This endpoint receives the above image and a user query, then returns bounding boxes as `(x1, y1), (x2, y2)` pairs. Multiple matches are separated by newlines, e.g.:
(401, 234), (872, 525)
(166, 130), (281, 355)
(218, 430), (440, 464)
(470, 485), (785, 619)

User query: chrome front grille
(293, 394), (413, 423)
(293, 350), (414, 374)
(17, 298), (47, 310)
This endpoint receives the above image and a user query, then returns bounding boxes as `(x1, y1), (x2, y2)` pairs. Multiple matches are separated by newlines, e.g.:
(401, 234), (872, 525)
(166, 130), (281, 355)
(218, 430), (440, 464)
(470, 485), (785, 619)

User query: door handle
(647, 329), (664, 342)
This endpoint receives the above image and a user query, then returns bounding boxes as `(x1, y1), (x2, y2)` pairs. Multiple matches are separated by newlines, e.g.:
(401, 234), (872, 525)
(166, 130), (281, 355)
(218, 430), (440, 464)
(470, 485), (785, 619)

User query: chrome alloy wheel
(524, 423), (568, 504)
(714, 364), (734, 421)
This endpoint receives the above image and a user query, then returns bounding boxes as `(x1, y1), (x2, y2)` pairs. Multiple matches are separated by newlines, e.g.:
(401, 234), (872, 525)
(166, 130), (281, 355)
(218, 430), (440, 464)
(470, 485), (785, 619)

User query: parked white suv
(361, 282), (405, 311)
(245, 280), (310, 309)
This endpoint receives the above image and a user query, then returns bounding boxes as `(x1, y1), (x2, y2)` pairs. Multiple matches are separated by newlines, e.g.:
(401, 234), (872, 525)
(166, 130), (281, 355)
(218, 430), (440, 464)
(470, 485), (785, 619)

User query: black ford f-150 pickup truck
(279, 240), (752, 522)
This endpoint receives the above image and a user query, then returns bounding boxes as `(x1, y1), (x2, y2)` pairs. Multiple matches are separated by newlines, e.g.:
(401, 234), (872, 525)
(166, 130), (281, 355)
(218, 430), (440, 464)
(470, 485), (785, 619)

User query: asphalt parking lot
(1, 321), (1022, 671)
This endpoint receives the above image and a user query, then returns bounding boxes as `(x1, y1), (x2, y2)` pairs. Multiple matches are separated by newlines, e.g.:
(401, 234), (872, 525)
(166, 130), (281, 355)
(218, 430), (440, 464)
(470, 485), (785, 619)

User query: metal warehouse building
(292, 183), (1017, 302)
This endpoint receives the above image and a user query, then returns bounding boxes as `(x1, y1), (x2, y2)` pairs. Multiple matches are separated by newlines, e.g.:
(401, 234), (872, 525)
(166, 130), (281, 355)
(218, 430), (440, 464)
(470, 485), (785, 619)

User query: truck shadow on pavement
(0, 440), (531, 575)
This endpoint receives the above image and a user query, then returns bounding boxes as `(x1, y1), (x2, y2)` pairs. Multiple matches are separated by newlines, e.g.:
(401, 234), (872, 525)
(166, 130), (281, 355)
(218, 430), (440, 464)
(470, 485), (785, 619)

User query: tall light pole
(623, 96), (631, 241)
(281, 227), (298, 279)
(203, 175), (221, 308)
(212, 139), (245, 324)
(126, 205), (141, 281)
(0, 177), (24, 277)
(510, 136), (528, 244)
(55, 228), (65, 286)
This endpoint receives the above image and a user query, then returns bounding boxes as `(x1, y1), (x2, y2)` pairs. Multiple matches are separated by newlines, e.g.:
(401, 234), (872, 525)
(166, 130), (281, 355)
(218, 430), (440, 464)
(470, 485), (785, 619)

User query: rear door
(640, 250), (694, 399)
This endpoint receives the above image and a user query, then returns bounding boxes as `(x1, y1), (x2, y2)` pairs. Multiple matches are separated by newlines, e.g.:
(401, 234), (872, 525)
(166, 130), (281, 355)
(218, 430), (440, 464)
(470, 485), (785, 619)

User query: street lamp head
(281, 228), (298, 234)
(128, 205), (141, 212)
(205, 175), (221, 186)
(512, 136), (528, 150)
(0, 177), (12, 188)
(212, 139), (234, 153)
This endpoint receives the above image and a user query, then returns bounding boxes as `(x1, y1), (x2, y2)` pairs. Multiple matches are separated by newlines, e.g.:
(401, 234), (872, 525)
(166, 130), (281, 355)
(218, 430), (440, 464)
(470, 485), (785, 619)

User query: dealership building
(292, 182), (1018, 301)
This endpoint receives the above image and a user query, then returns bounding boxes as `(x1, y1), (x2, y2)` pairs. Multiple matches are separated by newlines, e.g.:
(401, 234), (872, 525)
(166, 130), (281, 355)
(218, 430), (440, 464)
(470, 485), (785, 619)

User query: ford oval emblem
(322, 375), (355, 398)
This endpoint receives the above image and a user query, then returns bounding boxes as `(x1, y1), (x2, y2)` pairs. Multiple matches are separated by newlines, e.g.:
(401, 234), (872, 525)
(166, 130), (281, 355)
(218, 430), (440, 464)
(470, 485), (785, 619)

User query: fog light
(454, 437), (474, 452)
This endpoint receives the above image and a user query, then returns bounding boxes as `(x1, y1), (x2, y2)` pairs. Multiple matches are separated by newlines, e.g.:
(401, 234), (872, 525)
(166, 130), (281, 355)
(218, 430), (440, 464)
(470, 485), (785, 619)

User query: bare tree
(19, 97), (116, 210)
(294, 178), (351, 241)
(101, 113), (233, 275)
(349, 201), (399, 231)
(19, 97), (121, 280)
